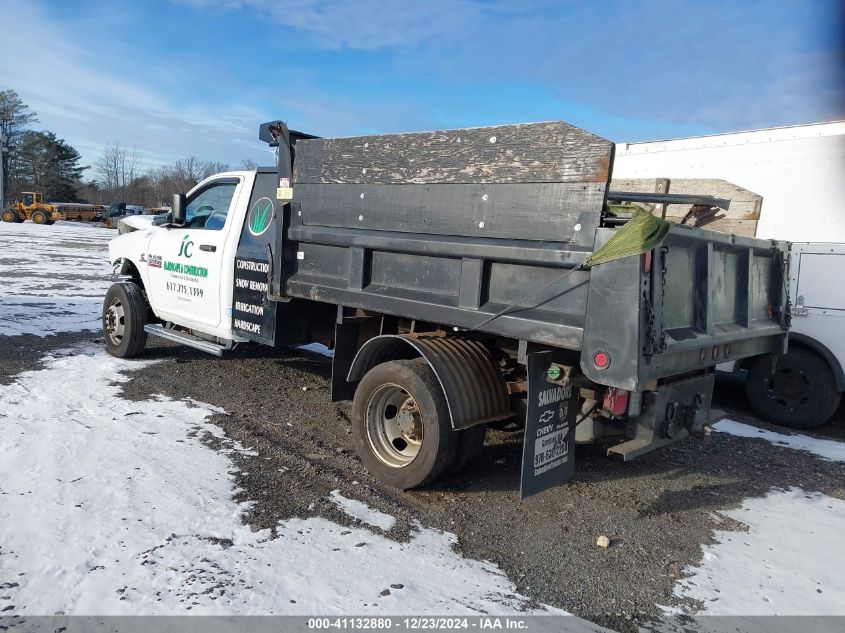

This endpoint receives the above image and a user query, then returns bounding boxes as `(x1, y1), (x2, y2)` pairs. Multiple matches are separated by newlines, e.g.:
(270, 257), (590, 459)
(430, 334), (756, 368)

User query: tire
(745, 348), (841, 429)
(1, 210), (16, 223)
(351, 358), (459, 489)
(449, 424), (487, 475)
(31, 210), (48, 224)
(102, 282), (148, 358)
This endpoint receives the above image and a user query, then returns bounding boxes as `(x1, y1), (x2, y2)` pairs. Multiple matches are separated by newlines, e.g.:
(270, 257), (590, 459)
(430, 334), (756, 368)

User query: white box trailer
(613, 121), (845, 428)
(613, 120), (845, 243)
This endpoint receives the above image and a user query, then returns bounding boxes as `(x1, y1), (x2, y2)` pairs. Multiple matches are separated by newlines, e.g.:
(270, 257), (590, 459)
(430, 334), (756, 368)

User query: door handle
(199, 244), (216, 252)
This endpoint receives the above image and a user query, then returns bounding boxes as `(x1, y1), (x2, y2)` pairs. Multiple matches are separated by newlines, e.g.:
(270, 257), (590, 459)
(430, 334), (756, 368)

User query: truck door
(145, 177), (244, 330)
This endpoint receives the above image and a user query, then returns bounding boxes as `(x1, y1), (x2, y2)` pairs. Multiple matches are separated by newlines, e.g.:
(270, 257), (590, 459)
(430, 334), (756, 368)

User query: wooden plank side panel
(669, 218), (758, 237)
(295, 121), (613, 185)
(294, 182), (604, 244)
(610, 178), (763, 220)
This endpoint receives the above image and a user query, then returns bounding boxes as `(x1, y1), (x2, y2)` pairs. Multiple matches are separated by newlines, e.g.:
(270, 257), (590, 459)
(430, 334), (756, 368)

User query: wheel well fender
(113, 257), (144, 286)
(111, 258), (153, 311)
(737, 333), (845, 391)
(347, 334), (511, 430)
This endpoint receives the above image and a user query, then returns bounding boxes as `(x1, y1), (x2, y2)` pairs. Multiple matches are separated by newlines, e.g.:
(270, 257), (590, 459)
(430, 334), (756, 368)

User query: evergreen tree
(0, 89), (38, 205)
(13, 131), (88, 201)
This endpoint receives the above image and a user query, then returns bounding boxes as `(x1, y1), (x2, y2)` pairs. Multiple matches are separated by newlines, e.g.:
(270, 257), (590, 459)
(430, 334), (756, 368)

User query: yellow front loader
(2, 192), (61, 224)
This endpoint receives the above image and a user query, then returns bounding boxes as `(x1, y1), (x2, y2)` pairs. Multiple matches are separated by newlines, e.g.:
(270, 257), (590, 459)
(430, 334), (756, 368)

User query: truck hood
(109, 224), (150, 268)
(118, 215), (155, 234)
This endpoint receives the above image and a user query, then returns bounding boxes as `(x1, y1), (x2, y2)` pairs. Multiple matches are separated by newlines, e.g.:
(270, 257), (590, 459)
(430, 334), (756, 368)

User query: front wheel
(351, 359), (458, 489)
(1, 210), (17, 223)
(102, 282), (148, 358)
(745, 348), (841, 429)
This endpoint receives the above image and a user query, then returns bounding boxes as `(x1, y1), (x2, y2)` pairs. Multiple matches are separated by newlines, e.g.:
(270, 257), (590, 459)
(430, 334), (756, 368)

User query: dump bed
(257, 120), (789, 389)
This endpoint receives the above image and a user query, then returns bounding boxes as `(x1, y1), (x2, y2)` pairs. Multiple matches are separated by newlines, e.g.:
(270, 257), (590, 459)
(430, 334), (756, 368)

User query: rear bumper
(608, 373), (716, 460)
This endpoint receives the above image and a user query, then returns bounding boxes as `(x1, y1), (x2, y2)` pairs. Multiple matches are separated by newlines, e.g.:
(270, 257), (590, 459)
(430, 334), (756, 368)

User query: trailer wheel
(745, 348), (841, 429)
(102, 282), (148, 358)
(31, 210), (48, 224)
(352, 358), (458, 489)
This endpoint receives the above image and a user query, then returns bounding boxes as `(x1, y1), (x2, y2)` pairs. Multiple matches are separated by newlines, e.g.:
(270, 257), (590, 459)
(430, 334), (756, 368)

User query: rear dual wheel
(351, 358), (486, 489)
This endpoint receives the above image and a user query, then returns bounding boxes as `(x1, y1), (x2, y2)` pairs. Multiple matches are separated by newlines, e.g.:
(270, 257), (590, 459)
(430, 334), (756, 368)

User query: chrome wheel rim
(365, 383), (423, 468)
(104, 297), (126, 346)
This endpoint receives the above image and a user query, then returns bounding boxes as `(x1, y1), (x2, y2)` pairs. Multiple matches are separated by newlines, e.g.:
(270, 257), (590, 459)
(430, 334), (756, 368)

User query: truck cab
(109, 171), (256, 342)
(22, 192), (41, 206)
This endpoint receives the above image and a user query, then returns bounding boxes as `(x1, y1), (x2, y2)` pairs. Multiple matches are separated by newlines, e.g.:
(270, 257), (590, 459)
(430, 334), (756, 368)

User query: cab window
(185, 181), (237, 230)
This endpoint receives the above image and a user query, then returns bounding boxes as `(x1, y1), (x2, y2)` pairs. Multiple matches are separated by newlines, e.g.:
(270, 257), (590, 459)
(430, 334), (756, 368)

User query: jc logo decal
(178, 235), (194, 258)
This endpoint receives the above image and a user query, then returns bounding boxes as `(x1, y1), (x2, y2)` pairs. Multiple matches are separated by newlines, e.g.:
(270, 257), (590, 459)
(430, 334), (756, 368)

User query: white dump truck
(103, 119), (788, 496)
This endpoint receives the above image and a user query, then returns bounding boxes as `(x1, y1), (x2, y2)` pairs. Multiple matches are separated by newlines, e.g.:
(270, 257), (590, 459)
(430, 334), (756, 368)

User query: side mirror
(152, 212), (173, 226)
(172, 193), (187, 226)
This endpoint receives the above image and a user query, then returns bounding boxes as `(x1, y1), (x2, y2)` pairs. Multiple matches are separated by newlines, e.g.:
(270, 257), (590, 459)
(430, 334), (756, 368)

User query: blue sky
(2, 0), (843, 174)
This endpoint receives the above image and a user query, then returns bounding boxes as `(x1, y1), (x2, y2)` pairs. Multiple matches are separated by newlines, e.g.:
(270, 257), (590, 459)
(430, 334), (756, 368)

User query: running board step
(144, 324), (231, 357)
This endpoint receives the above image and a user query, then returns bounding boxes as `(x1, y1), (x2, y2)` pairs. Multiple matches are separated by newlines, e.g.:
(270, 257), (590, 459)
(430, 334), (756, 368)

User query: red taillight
(642, 250), (652, 274)
(603, 388), (629, 416)
(593, 351), (610, 370)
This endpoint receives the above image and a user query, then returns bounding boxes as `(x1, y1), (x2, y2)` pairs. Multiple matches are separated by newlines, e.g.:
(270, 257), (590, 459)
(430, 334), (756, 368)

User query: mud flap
(520, 350), (580, 499)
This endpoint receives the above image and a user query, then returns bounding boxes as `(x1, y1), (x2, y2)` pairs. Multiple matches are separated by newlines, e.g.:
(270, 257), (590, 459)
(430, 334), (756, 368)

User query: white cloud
(177, 0), (485, 49)
(0, 0), (271, 174)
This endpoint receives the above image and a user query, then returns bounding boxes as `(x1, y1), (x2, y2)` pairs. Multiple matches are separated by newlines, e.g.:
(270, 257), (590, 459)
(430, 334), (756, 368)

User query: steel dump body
(252, 120), (787, 391)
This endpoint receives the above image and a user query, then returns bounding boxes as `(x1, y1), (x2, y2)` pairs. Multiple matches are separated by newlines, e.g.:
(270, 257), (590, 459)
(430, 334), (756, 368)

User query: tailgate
(581, 224), (789, 390)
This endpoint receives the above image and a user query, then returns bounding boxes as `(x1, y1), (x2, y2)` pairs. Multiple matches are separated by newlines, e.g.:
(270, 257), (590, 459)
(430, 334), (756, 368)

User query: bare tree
(159, 156), (229, 195)
(202, 160), (229, 178)
(95, 142), (140, 200)
(89, 148), (230, 207)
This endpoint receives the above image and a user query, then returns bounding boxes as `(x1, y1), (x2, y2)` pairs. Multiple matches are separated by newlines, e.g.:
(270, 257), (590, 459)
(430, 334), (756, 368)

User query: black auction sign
(520, 350), (578, 499)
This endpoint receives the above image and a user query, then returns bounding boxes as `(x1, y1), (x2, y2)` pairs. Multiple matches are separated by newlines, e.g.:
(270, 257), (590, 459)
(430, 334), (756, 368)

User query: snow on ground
(661, 418), (845, 617)
(671, 488), (845, 616)
(0, 297), (104, 336)
(329, 490), (397, 531)
(0, 346), (571, 617)
(299, 342), (334, 356)
(715, 418), (845, 463)
(0, 221), (113, 336)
